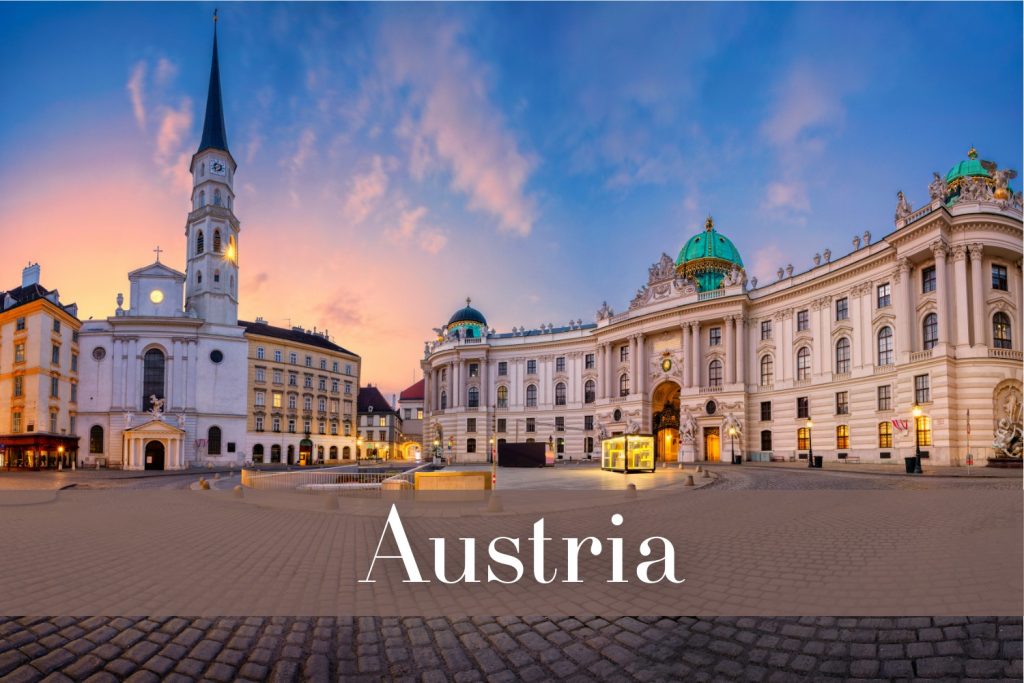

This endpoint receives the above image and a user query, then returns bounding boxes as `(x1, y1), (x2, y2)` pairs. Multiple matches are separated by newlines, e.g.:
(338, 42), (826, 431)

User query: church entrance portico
(121, 419), (185, 470)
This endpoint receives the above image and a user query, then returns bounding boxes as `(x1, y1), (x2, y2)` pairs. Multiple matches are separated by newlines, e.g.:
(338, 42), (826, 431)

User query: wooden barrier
(414, 471), (492, 491)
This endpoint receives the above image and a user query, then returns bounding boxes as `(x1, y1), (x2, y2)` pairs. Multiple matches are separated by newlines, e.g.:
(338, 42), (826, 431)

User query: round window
(613, 408), (622, 422)
(210, 349), (224, 364)
(705, 400), (717, 416)
(92, 347), (106, 361)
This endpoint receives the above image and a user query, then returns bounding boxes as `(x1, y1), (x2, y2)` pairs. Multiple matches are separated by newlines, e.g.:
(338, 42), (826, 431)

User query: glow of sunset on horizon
(0, 3), (1020, 396)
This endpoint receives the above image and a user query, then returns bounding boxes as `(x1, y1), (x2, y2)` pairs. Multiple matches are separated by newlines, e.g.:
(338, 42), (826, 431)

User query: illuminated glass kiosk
(601, 435), (656, 473)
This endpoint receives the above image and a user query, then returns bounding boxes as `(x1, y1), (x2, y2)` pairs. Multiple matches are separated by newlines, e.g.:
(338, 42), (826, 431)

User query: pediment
(124, 416), (186, 435)
(128, 261), (186, 281)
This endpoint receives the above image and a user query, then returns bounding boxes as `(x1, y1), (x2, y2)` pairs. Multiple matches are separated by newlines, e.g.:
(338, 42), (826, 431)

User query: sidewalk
(714, 459), (1022, 479)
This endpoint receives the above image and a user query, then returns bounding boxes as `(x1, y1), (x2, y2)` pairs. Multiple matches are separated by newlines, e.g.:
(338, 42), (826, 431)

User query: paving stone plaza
(0, 464), (1020, 681)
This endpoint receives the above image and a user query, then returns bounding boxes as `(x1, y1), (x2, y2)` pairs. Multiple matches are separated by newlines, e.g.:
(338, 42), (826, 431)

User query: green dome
(945, 149), (991, 184)
(675, 217), (744, 291)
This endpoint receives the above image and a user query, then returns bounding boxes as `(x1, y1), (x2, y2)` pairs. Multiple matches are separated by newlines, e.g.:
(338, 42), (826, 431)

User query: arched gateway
(651, 382), (681, 463)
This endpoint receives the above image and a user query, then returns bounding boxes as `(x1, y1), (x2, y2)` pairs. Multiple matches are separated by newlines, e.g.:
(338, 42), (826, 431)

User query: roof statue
(895, 190), (912, 221)
(929, 172), (947, 203)
(980, 160), (1018, 201)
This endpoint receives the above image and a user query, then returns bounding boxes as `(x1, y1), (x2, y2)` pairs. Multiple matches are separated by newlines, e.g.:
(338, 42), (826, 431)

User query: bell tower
(185, 11), (240, 325)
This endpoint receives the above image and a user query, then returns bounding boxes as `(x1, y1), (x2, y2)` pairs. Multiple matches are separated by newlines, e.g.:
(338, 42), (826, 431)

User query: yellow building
(240, 318), (360, 465)
(0, 264), (82, 469)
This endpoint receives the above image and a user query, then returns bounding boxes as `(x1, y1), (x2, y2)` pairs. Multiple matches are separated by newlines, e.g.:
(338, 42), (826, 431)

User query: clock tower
(184, 14), (240, 326)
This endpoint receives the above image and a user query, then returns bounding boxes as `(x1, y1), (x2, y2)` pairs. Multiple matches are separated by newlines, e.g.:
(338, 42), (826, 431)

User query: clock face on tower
(210, 159), (226, 176)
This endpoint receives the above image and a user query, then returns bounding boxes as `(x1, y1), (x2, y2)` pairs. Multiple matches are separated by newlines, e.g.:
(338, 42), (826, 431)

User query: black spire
(197, 10), (229, 154)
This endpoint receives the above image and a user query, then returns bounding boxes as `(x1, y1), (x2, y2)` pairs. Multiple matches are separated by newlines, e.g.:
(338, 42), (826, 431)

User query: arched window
(252, 444), (264, 463)
(708, 360), (723, 387)
(89, 425), (104, 453)
(196, 230), (205, 254)
(142, 348), (165, 410)
(329, 445), (338, 459)
(213, 189), (222, 206)
(584, 379), (596, 404)
(836, 425), (850, 449)
(198, 190), (205, 208)
(835, 338), (851, 374)
(526, 384), (538, 407)
(993, 312), (1012, 349)
(496, 385), (508, 408)
(208, 426), (222, 455)
(468, 387), (479, 408)
(343, 446), (351, 459)
(922, 313), (938, 350)
(619, 374), (629, 397)
(877, 327), (894, 366)
(213, 229), (222, 252)
(271, 444), (281, 462)
(555, 382), (566, 406)
(878, 422), (893, 448)
(760, 355), (774, 386)
(760, 430), (772, 452)
(440, 391), (447, 410)
(796, 347), (811, 380)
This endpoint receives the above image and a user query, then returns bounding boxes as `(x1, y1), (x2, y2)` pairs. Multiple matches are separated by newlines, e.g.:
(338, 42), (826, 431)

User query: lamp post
(912, 405), (923, 474)
(806, 418), (814, 468)
(728, 426), (737, 465)
(356, 436), (363, 467)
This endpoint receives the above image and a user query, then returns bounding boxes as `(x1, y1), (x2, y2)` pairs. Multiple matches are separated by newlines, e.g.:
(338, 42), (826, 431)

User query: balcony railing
(989, 348), (1023, 360)
(909, 349), (933, 363)
(873, 364), (896, 375)
(699, 385), (723, 394)
(697, 290), (725, 302)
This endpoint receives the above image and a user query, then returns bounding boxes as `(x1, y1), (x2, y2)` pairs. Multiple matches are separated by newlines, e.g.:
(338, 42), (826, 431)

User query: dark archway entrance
(144, 440), (165, 470)
(651, 381), (681, 463)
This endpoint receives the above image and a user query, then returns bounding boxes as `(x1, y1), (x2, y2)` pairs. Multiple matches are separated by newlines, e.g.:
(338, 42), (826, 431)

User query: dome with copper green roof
(446, 298), (487, 339)
(675, 217), (744, 291)
(945, 147), (992, 185)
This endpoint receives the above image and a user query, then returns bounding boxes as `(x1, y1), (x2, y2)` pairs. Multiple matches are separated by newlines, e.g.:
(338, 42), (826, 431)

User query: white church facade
(422, 150), (1023, 467)
(74, 24), (250, 470)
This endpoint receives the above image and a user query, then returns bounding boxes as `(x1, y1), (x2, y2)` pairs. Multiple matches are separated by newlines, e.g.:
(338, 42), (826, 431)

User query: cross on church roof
(153, 246), (163, 262)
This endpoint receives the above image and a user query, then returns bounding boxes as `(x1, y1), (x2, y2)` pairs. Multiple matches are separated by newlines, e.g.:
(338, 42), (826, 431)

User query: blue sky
(0, 2), (1020, 393)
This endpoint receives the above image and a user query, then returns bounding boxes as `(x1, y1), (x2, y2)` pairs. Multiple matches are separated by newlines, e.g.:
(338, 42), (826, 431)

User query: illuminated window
(797, 427), (810, 450)
(993, 312), (1012, 349)
(878, 422), (893, 448)
(915, 416), (932, 446)
(836, 425), (850, 449)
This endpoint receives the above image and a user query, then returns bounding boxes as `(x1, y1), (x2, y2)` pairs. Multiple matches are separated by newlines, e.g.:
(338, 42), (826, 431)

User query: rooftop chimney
(22, 262), (40, 288)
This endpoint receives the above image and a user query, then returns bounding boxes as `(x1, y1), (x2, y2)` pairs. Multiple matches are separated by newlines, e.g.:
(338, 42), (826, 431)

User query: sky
(1, 2), (1021, 398)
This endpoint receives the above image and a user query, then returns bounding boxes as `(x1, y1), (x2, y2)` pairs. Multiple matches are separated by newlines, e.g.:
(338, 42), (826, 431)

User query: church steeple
(197, 10), (228, 155)
(185, 9), (240, 327)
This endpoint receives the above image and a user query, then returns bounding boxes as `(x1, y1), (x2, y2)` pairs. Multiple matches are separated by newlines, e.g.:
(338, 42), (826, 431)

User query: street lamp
(356, 436), (363, 466)
(489, 437), (495, 464)
(806, 418), (814, 468)
(911, 405), (923, 474)
(728, 426), (737, 465)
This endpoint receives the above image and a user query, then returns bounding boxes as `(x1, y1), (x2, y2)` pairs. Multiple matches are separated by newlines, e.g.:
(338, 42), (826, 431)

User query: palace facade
(421, 151), (1023, 466)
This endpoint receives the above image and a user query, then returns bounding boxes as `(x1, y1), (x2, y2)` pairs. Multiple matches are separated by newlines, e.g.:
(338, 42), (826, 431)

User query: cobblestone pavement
(1, 467), (1020, 681)
(701, 464), (1022, 491)
(0, 615), (1020, 682)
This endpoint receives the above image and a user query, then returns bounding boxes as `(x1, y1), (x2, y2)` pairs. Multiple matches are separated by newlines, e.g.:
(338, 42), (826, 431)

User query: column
(932, 242), (950, 344)
(637, 334), (646, 396)
(724, 316), (735, 385)
(777, 315), (788, 380)
(597, 346), (606, 399)
(482, 360), (490, 409)
(681, 324), (691, 388)
(741, 317), (749, 387)
(126, 338), (139, 410)
(851, 293), (863, 368)
(952, 245), (970, 347)
(690, 322), (701, 387)
(894, 259), (911, 360)
(166, 340), (176, 410)
(809, 304), (822, 376)
(969, 244), (985, 346)
(112, 339), (124, 408)
(819, 300), (831, 373)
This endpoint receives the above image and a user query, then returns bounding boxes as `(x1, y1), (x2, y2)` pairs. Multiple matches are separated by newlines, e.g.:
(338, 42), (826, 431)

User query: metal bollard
(685, 475), (695, 486)
(625, 483), (638, 499)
